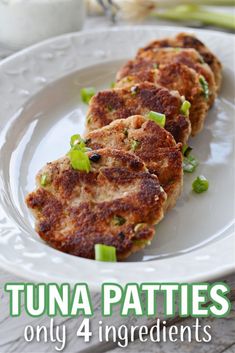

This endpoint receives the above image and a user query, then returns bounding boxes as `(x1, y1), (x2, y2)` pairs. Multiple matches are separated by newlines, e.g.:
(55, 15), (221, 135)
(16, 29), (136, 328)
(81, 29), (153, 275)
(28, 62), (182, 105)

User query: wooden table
(0, 270), (234, 353)
(0, 15), (234, 353)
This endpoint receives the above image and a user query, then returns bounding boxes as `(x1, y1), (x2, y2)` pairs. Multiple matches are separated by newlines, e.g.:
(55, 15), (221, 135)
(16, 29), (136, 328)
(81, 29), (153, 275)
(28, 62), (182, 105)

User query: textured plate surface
(0, 26), (234, 288)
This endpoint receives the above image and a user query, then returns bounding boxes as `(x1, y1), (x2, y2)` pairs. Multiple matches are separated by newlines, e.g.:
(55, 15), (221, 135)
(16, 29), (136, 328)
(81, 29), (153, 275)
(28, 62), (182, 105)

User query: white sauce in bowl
(0, 0), (86, 49)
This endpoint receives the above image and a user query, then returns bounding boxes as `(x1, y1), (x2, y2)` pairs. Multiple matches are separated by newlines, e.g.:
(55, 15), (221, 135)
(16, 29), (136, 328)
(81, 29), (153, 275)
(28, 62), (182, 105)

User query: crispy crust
(86, 81), (191, 144)
(136, 47), (216, 108)
(26, 148), (167, 260)
(86, 115), (183, 210)
(137, 32), (222, 92)
(116, 61), (208, 136)
(25, 33), (222, 262)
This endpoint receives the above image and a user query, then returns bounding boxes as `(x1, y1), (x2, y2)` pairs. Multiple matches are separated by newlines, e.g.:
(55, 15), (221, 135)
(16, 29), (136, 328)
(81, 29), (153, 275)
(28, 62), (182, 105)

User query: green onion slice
(110, 82), (116, 88)
(183, 155), (199, 173)
(113, 216), (126, 226)
(192, 175), (209, 193)
(147, 111), (166, 128)
(131, 139), (140, 151)
(182, 144), (193, 157)
(130, 86), (139, 95)
(199, 56), (205, 64)
(182, 145), (198, 173)
(87, 115), (93, 125)
(40, 174), (47, 187)
(133, 239), (151, 247)
(95, 244), (117, 262)
(180, 100), (191, 117)
(80, 87), (95, 104)
(68, 133), (91, 172)
(123, 128), (129, 137)
(70, 134), (86, 148)
(134, 223), (146, 233)
(68, 149), (91, 173)
(107, 104), (114, 112)
(199, 75), (209, 100)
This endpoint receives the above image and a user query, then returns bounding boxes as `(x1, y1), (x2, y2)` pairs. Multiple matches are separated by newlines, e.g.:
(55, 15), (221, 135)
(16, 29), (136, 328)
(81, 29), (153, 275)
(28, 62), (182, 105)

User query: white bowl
(0, 0), (86, 49)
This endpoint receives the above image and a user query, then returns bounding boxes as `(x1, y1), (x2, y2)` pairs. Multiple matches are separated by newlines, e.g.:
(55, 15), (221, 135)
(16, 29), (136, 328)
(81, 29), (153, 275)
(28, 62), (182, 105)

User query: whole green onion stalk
(151, 0), (235, 7)
(154, 4), (235, 31)
(88, 1), (235, 30)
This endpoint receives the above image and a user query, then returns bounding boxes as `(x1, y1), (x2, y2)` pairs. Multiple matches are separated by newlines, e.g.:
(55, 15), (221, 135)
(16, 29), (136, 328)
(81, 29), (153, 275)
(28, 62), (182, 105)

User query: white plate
(0, 26), (234, 289)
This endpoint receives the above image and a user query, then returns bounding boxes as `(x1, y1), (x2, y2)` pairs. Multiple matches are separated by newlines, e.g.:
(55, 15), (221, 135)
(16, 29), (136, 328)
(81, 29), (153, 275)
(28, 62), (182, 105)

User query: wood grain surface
(0, 270), (234, 353)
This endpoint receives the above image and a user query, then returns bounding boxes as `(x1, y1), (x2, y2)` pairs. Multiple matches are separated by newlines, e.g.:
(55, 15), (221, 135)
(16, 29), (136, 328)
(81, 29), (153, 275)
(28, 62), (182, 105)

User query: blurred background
(0, 0), (234, 58)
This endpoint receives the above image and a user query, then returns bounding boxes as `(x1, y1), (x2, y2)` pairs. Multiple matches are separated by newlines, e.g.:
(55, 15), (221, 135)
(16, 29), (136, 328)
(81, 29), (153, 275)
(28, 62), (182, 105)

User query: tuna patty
(86, 82), (191, 144)
(86, 115), (183, 210)
(137, 32), (222, 92)
(116, 61), (208, 136)
(26, 148), (167, 260)
(136, 47), (216, 108)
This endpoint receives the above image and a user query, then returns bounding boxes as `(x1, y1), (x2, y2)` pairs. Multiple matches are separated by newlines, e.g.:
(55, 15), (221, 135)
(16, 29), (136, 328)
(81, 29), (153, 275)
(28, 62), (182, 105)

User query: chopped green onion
(70, 134), (80, 147)
(87, 115), (93, 125)
(113, 216), (126, 226)
(133, 239), (151, 247)
(68, 133), (91, 172)
(147, 111), (166, 128)
(199, 55), (205, 64)
(80, 87), (95, 104)
(153, 63), (158, 69)
(182, 144), (193, 157)
(183, 155), (199, 173)
(180, 100), (191, 117)
(131, 139), (140, 151)
(68, 149), (91, 173)
(199, 75), (209, 100)
(70, 134), (92, 152)
(110, 82), (116, 88)
(107, 104), (114, 112)
(40, 174), (47, 187)
(123, 76), (132, 84)
(130, 86), (139, 95)
(154, 4), (235, 31)
(95, 244), (117, 262)
(182, 145), (198, 173)
(123, 128), (129, 137)
(134, 223), (146, 233)
(183, 158), (195, 173)
(192, 175), (209, 193)
(70, 134), (86, 149)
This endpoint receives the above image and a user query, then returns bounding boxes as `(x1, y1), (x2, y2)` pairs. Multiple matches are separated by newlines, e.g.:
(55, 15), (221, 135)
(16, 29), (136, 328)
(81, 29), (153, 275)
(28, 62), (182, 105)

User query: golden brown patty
(86, 81), (191, 144)
(26, 148), (167, 260)
(136, 47), (216, 107)
(86, 115), (183, 210)
(116, 61), (208, 136)
(137, 32), (222, 92)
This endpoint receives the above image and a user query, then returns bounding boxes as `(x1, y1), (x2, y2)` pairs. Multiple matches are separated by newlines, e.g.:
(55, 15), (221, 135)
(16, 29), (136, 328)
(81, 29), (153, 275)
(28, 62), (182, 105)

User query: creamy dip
(0, 0), (86, 49)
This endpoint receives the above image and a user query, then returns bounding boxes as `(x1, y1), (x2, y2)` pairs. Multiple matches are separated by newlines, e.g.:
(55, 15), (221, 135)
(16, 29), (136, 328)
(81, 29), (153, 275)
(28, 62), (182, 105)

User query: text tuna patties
(26, 148), (167, 260)
(86, 82), (191, 144)
(86, 115), (183, 210)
